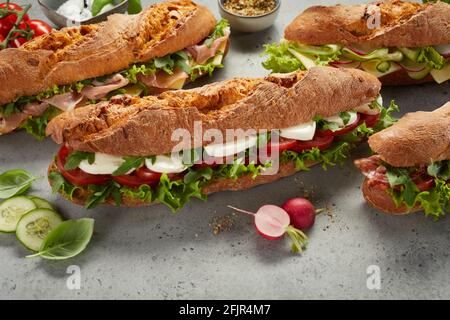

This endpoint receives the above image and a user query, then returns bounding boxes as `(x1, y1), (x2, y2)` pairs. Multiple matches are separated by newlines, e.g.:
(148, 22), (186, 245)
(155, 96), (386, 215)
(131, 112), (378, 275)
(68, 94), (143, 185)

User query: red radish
(397, 62), (426, 73)
(330, 61), (361, 69)
(435, 44), (450, 58)
(346, 45), (368, 55)
(282, 198), (317, 230)
(228, 205), (308, 253)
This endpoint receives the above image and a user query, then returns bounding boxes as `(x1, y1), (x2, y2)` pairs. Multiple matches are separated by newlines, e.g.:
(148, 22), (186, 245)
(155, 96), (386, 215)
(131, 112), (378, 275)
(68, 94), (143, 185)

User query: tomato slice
(318, 114), (361, 136)
(112, 173), (159, 188)
(360, 113), (381, 128)
(290, 135), (334, 153)
(411, 173), (435, 192)
(57, 146), (110, 186)
(267, 137), (298, 155)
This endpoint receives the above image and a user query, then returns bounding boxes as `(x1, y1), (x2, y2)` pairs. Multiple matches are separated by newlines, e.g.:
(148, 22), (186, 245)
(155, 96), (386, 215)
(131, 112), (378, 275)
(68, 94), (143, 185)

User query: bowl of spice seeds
(218, 0), (280, 33)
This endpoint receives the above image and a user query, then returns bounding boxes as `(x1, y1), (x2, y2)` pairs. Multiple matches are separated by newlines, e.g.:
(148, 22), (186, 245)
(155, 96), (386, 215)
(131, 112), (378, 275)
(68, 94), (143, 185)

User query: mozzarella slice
(145, 154), (188, 174)
(355, 95), (383, 115)
(279, 121), (316, 141)
(204, 135), (258, 158)
(324, 111), (358, 128)
(79, 153), (125, 175)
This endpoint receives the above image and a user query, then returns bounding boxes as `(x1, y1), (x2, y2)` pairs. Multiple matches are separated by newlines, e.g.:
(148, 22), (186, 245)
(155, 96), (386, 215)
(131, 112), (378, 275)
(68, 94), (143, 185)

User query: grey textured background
(0, 0), (449, 300)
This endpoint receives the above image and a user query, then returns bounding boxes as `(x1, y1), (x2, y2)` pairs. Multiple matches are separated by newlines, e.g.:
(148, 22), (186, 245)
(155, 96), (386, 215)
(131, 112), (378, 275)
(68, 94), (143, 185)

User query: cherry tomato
(290, 135), (334, 153)
(318, 114), (361, 136)
(27, 19), (52, 38)
(0, 3), (30, 25)
(0, 19), (13, 37)
(57, 146), (110, 186)
(360, 113), (381, 128)
(266, 137), (298, 155)
(8, 21), (28, 48)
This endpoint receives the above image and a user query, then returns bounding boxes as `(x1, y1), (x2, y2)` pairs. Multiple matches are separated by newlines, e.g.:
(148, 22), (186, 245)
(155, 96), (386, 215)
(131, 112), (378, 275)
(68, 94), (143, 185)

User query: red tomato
(113, 167), (183, 188)
(193, 155), (234, 169)
(0, 19), (13, 37)
(57, 146), (110, 186)
(318, 114), (361, 136)
(290, 135), (334, 153)
(360, 113), (381, 128)
(411, 173), (435, 192)
(8, 21), (28, 48)
(0, 3), (30, 25)
(0, 34), (4, 42)
(266, 137), (298, 155)
(27, 19), (52, 38)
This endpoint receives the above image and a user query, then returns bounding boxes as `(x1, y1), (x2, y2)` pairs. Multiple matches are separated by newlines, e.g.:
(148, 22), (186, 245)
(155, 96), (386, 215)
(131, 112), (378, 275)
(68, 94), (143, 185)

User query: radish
(397, 62), (426, 73)
(282, 198), (318, 230)
(228, 205), (308, 253)
(434, 44), (450, 58)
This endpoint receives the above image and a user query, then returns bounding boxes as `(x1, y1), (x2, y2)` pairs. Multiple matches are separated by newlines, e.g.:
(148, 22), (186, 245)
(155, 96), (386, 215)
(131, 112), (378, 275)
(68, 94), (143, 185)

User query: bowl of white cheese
(38, 0), (128, 28)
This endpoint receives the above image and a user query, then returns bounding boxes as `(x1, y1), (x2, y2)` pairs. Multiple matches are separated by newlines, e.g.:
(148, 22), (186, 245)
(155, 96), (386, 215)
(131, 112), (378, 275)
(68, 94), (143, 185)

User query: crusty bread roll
(285, 0), (450, 47)
(46, 66), (381, 156)
(369, 102), (450, 167)
(358, 102), (450, 214)
(0, 0), (216, 106)
(284, 0), (450, 86)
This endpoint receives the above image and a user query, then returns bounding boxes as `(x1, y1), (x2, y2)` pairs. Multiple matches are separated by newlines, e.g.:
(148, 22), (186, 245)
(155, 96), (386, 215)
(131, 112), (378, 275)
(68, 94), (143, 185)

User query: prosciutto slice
(139, 68), (189, 90)
(82, 74), (129, 100)
(44, 92), (83, 112)
(0, 112), (28, 135)
(186, 29), (230, 65)
(355, 155), (389, 186)
(23, 101), (49, 116)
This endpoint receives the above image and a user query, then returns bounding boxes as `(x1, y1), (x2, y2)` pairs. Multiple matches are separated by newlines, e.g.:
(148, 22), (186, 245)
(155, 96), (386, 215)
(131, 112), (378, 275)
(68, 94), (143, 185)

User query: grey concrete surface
(0, 0), (449, 300)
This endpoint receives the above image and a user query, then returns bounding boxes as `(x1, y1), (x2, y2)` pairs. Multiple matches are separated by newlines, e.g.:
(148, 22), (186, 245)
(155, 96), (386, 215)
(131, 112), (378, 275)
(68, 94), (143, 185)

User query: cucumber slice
(16, 209), (63, 252)
(361, 60), (401, 78)
(407, 67), (431, 80)
(0, 197), (36, 233)
(28, 196), (54, 210)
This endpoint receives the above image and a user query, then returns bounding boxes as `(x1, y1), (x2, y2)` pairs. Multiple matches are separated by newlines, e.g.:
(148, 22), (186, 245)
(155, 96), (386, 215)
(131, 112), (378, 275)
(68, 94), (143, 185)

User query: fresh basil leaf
(127, 0), (142, 14)
(28, 218), (94, 260)
(91, 0), (114, 16)
(403, 179), (420, 207)
(0, 169), (37, 199)
(112, 157), (143, 176)
(386, 168), (409, 187)
(64, 151), (95, 170)
(427, 161), (450, 180)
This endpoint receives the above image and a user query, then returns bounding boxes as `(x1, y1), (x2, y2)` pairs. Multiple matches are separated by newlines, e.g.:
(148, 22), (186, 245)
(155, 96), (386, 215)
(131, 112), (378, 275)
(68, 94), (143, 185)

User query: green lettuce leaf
(262, 42), (304, 73)
(20, 106), (61, 141)
(204, 19), (229, 47)
(120, 184), (153, 203)
(417, 46), (445, 70)
(48, 171), (81, 201)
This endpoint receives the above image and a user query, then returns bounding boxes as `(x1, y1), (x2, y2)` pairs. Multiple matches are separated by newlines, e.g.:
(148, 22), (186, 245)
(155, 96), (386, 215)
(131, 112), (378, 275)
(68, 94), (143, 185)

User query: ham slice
(0, 112), (28, 135)
(139, 68), (189, 90)
(23, 101), (49, 116)
(44, 92), (83, 112)
(355, 155), (389, 187)
(82, 73), (129, 100)
(186, 29), (230, 65)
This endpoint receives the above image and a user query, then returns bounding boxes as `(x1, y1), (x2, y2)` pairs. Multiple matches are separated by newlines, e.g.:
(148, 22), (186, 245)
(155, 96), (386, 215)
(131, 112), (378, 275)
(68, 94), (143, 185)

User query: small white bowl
(218, 0), (281, 33)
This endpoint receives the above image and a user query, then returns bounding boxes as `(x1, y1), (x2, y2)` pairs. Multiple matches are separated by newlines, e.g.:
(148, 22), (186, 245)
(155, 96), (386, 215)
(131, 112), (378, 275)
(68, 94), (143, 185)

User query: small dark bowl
(38, 0), (128, 28)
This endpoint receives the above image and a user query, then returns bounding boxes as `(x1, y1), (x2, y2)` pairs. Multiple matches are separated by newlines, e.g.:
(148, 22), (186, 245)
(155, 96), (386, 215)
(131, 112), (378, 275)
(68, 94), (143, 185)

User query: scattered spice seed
(211, 212), (236, 235)
(223, 0), (277, 17)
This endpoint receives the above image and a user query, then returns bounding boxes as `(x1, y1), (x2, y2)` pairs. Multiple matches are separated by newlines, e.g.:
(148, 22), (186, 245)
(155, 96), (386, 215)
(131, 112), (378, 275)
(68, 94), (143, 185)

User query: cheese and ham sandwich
(355, 102), (450, 218)
(0, 0), (230, 139)
(44, 66), (398, 211)
(262, 0), (450, 85)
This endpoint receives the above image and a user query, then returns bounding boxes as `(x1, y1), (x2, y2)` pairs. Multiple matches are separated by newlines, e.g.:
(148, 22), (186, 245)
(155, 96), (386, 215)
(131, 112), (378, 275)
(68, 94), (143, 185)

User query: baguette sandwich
(262, 0), (450, 85)
(45, 66), (396, 212)
(355, 102), (450, 218)
(0, 0), (230, 139)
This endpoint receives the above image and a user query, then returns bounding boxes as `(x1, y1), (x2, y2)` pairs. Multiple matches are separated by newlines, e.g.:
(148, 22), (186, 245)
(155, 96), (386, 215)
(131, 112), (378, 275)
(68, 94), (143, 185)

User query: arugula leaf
(417, 46), (445, 70)
(64, 151), (95, 170)
(27, 218), (94, 260)
(20, 106), (61, 141)
(427, 161), (450, 180)
(112, 156), (143, 176)
(339, 111), (351, 125)
(313, 116), (340, 132)
(85, 182), (121, 209)
(0, 169), (37, 199)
